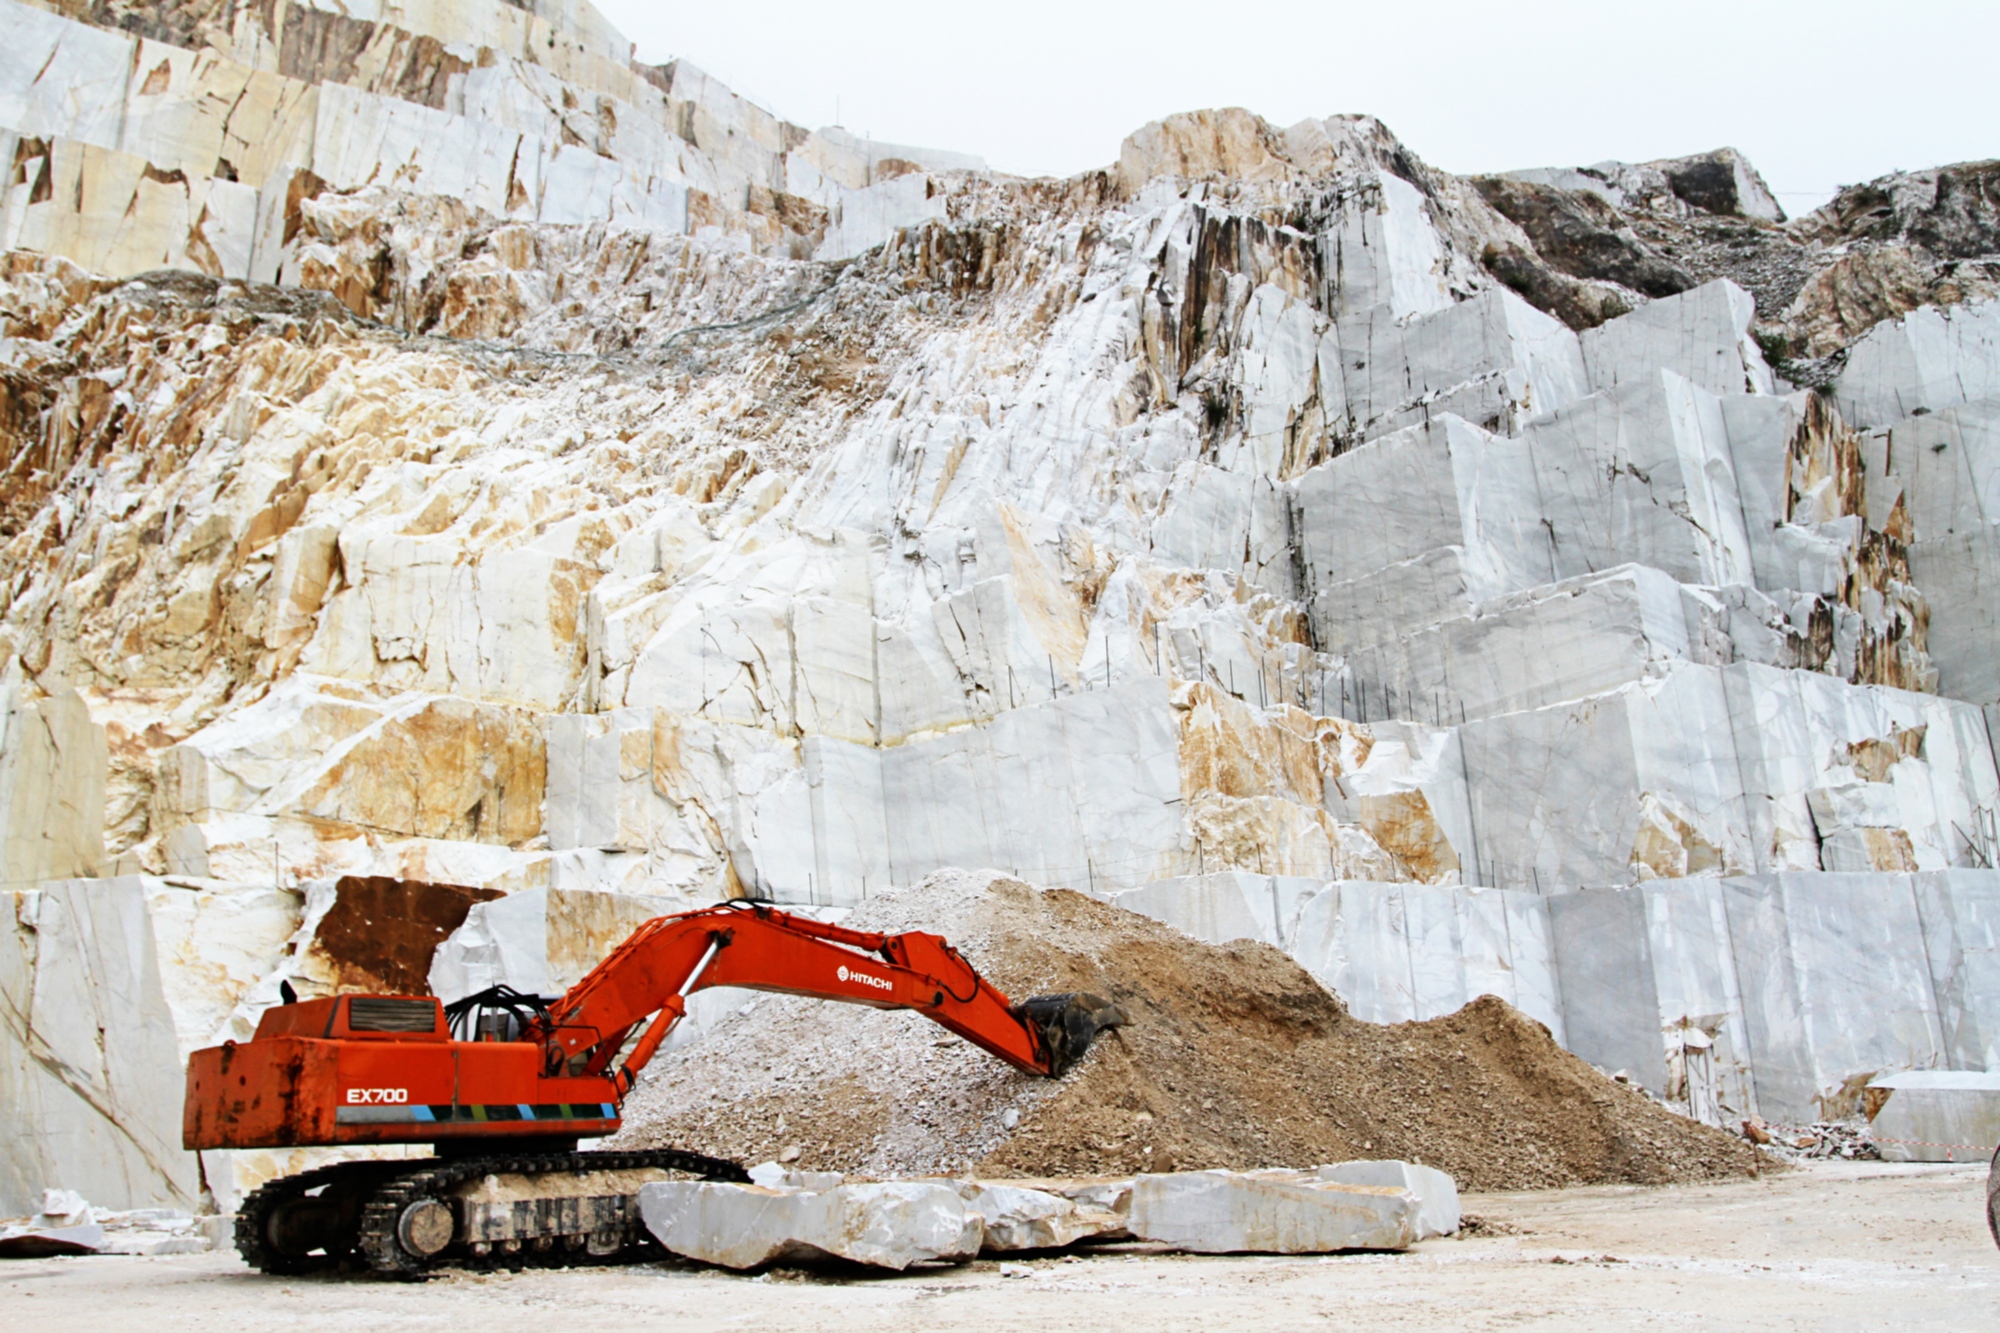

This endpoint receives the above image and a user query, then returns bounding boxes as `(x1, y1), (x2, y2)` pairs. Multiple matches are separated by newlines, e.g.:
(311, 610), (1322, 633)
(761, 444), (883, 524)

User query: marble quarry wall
(1, 0), (1998, 1211)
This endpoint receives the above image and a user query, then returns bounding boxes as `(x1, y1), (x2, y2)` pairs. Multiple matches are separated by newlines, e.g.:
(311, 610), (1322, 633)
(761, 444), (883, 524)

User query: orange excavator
(184, 901), (1126, 1276)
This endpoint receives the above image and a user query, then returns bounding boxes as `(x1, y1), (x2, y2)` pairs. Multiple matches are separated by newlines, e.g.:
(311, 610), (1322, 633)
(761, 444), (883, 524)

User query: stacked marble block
(1195, 276), (1988, 889)
(1838, 300), (2000, 745)
(1118, 283), (2000, 1125)
(0, 0), (961, 278)
(1114, 868), (2000, 1125)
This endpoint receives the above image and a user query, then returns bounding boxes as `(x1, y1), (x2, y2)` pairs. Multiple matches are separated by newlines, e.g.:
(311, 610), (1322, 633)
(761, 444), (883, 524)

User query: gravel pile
(614, 871), (1769, 1192)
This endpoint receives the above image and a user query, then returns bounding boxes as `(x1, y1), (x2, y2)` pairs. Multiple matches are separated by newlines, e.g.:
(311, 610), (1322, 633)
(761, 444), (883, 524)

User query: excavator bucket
(1014, 992), (1130, 1075)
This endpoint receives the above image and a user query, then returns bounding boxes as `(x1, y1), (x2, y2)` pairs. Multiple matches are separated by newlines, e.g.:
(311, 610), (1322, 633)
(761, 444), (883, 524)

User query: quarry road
(4, 1161), (1992, 1331)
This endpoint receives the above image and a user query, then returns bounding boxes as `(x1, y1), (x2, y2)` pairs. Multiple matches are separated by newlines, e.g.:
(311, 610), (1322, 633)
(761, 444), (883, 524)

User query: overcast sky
(594, 0), (1997, 215)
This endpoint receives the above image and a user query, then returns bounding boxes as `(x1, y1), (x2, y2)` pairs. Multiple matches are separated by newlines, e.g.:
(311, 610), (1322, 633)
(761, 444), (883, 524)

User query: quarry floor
(5, 1162), (1993, 1331)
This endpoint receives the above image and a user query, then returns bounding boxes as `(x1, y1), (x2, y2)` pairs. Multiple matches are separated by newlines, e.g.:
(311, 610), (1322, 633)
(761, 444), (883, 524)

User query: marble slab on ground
(1865, 1071), (2000, 1163)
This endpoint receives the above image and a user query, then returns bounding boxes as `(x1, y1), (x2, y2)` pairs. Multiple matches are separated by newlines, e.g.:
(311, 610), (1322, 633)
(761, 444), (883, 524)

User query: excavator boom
(545, 902), (1074, 1088)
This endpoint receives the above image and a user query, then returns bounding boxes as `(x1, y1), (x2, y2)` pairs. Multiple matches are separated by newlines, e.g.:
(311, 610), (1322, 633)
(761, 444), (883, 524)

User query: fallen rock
(1314, 1160), (1461, 1239)
(1865, 1071), (2000, 1163)
(956, 1181), (1125, 1251)
(746, 1162), (844, 1191)
(638, 1180), (982, 1270)
(1127, 1170), (1418, 1253)
(0, 1222), (104, 1257)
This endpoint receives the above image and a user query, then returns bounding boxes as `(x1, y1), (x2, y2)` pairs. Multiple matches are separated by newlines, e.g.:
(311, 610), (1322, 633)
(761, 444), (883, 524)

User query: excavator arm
(538, 902), (1125, 1093)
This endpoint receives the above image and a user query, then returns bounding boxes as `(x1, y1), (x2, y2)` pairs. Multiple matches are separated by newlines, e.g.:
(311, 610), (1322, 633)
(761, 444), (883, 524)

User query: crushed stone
(614, 871), (1769, 1192)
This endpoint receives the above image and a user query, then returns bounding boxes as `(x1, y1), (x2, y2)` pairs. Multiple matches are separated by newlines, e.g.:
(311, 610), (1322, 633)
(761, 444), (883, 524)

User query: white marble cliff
(0, 0), (1997, 1211)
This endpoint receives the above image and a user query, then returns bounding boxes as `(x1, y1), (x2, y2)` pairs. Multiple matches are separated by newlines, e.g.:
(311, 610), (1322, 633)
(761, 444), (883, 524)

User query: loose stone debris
(618, 873), (1767, 1192)
(0, 1189), (215, 1258)
(1740, 1118), (1881, 1162)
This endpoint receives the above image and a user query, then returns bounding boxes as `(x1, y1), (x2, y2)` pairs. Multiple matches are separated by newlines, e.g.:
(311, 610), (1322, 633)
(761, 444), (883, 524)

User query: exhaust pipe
(1015, 992), (1130, 1075)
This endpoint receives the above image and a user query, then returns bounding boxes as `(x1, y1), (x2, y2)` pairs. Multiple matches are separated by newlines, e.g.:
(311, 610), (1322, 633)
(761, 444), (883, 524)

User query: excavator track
(238, 1149), (746, 1277)
(236, 1158), (415, 1275)
(355, 1148), (747, 1278)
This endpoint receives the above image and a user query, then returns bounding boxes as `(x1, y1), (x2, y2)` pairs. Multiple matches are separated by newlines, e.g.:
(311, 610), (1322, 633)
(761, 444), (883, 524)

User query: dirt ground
(7, 1162), (1991, 1331)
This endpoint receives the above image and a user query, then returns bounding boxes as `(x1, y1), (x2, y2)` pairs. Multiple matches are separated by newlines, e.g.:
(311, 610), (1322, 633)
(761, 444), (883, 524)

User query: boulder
(956, 1181), (1124, 1251)
(1865, 1071), (2000, 1163)
(638, 1179), (983, 1270)
(1316, 1161), (1461, 1239)
(1126, 1170), (1417, 1253)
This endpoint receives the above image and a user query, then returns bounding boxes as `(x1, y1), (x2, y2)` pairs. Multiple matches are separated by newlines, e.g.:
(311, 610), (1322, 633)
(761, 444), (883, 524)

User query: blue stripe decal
(338, 1103), (621, 1126)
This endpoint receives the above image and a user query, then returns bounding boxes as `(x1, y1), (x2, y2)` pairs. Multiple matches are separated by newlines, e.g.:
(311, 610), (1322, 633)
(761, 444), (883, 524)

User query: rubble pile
(0, 0), (1996, 1217)
(0, 1188), (219, 1257)
(617, 873), (1766, 1191)
(1742, 1119), (1880, 1162)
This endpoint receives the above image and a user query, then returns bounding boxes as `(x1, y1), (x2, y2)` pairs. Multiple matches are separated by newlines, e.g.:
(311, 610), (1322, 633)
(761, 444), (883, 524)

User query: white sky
(595, 0), (1998, 216)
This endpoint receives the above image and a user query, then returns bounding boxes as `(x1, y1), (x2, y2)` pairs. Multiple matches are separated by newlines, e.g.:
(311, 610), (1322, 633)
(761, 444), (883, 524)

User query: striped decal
(336, 1102), (617, 1125)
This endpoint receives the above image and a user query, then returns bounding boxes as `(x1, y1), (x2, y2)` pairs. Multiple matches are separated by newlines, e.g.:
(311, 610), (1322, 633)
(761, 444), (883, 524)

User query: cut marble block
(1291, 413), (1551, 605)
(0, 1), (136, 149)
(1315, 1161), (1460, 1239)
(1862, 397), (2000, 708)
(955, 1182), (1125, 1251)
(1547, 881), (1760, 1119)
(1903, 534), (1996, 706)
(1722, 663), (2000, 875)
(1720, 391), (1893, 599)
(1914, 870), (2000, 1072)
(1149, 461), (1288, 579)
(1580, 279), (1776, 397)
(872, 677), (1187, 896)
(1286, 881), (1564, 1040)
(1463, 662), (2000, 893)
(1233, 283), (1331, 472)
(1329, 287), (1587, 442)
(158, 677), (546, 852)
(1108, 872), (1327, 949)
(1865, 1071), (2000, 1162)
(1722, 873), (1949, 1123)
(1545, 872), (2000, 1124)
(1308, 545), (1485, 656)
(1861, 399), (2000, 544)
(1126, 1170), (1417, 1253)
(1835, 299), (2000, 427)
(0, 674), (107, 887)
(1338, 564), (1778, 725)
(638, 1179), (983, 1269)
(815, 174), (947, 262)
(1523, 369), (1756, 588)
(1310, 167), (1453, 320)
(428, 886), (682, 1003)
(144, 879), (303, 1058)
(1462, 662), (1753, 892)
(0, 878), (200, 1215)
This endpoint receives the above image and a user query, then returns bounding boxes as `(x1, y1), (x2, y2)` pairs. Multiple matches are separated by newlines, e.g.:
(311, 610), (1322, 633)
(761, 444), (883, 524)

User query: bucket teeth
(1015, 992), (1129, 1075)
